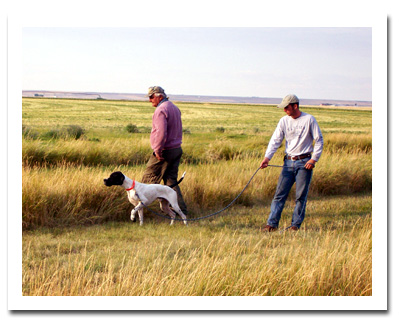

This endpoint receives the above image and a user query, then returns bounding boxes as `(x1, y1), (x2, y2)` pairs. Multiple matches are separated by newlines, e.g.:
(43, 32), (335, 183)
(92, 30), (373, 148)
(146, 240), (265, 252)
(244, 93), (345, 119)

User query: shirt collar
(157, 98), (168, 107)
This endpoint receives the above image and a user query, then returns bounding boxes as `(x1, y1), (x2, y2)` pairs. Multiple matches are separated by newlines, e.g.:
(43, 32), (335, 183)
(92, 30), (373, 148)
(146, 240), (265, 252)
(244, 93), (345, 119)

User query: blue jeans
(267, 158), (313, 229)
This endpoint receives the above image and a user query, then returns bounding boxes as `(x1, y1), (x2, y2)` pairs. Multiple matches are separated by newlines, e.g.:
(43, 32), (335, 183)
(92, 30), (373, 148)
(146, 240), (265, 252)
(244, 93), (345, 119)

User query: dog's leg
(170, 203), (187, 226)
(132, 202), (145, 226)
(160, 199), (169, 214)
(159, 199), (165, 212)
(159, 199), (176, 225)
(169, 209), (176, 225)
(130, 208), (136, 222)
(166, 193), (187, 225)
(178, 210), (188, 226)
(138, 208), (144, 226)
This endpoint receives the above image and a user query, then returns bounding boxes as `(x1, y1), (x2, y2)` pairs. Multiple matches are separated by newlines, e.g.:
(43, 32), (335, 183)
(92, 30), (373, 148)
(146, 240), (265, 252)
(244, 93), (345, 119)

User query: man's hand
(155, 152), (165, 161)
(260, 157), (270, 169)
(305, 159), (316, 170)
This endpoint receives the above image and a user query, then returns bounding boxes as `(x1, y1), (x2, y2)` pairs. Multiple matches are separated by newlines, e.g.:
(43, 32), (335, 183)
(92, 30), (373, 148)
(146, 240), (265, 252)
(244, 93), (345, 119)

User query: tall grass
(22, 133), (372, 167)
(22, 137), (151, 166)
(22, 149), (371, 230)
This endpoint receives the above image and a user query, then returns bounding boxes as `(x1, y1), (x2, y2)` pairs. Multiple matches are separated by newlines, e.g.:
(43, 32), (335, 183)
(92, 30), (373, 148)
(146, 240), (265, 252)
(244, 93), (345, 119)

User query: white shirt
(265, 112), (324, 161)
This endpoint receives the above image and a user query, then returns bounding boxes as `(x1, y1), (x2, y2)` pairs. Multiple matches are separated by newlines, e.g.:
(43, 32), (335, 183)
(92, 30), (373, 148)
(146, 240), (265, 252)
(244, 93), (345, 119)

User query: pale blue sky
(23, 27), (372, 101)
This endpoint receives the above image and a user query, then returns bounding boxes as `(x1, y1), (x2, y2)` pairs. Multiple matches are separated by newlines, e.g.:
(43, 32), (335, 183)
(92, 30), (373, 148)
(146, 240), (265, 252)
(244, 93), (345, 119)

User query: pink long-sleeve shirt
(150, 100), (183, 155)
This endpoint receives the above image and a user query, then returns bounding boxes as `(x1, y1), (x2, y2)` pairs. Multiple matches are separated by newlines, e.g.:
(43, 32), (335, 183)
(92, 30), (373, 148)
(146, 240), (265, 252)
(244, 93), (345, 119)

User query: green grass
(23, 98), (372, 136)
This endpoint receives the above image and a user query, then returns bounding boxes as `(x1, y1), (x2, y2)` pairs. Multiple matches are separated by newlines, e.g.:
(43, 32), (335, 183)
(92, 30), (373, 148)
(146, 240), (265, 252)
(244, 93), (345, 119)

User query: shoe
(290, 226), (299, 231)
(261, 225), (277, 232)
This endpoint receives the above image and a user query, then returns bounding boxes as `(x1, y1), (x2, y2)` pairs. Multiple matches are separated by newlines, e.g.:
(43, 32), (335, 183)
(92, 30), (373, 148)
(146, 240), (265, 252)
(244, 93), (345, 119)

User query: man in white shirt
(260, 94), (324, 232)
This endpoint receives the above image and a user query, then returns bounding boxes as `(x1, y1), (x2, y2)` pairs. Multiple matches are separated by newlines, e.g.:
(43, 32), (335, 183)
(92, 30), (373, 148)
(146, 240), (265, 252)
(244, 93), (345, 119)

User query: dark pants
(141, 147), (188, 215)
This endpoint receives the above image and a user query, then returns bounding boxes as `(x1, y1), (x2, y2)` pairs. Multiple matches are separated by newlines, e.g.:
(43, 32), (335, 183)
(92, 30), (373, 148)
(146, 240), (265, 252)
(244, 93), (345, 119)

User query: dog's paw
(131, 216), (136, 222)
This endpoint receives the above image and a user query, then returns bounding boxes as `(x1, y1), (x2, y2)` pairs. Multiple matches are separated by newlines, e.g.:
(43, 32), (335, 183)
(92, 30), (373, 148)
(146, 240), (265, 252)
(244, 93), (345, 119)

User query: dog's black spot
(104, 171), (125, 187)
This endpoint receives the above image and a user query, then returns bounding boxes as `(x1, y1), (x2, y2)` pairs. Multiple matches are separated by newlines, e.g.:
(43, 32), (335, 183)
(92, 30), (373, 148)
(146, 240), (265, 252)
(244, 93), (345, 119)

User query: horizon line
(22, 90), (372, 104)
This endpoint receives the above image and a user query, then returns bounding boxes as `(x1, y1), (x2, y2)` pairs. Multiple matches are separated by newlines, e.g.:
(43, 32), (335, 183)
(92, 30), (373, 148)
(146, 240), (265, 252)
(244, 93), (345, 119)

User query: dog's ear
(115, 171), (125, 183)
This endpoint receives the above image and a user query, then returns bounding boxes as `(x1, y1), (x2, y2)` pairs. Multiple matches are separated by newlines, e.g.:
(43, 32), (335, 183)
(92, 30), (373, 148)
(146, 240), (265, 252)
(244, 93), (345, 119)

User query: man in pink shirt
(141, 86), (187, 215)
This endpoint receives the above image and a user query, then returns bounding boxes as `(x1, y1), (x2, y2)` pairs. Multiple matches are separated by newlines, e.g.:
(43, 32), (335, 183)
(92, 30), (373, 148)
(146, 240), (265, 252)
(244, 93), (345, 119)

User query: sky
(22, 27), (372, 102)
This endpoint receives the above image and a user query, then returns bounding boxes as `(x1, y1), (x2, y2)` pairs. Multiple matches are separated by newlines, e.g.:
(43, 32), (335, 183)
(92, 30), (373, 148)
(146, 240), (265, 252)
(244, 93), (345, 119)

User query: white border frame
(7, 0), (387, 312)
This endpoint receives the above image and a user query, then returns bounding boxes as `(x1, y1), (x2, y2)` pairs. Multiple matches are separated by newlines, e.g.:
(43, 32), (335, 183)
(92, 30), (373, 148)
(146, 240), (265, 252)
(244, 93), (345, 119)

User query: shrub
(42, 125), (85, 140)
(43, 129), (63, 140)
(216, 127), (225, 133)
(66, 125), (85, 140)
(22, 125), (39, 140)
(126, 123), (139, 133)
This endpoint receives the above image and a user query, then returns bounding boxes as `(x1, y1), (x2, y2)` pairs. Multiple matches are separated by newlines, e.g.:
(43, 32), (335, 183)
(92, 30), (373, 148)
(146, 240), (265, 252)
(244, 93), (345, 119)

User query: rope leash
(140, 164), (285, 222)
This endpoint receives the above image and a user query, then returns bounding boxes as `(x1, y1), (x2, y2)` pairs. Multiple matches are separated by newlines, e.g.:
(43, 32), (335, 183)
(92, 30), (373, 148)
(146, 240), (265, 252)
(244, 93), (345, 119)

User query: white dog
(103, 171), (187, 225)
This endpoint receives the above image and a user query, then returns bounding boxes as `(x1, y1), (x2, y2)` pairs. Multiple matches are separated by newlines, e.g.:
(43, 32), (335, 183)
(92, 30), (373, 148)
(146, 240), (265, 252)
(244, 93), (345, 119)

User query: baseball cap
(277, 94), (299, 108)
(147, 86), (165, 97)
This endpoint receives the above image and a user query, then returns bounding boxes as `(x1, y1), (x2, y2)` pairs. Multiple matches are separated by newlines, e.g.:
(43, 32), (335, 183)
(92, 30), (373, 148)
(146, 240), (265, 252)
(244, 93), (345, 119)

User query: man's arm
(151, 109), (168, 161)
(261, 120), (285, 168)
(306, 117), (323, 169)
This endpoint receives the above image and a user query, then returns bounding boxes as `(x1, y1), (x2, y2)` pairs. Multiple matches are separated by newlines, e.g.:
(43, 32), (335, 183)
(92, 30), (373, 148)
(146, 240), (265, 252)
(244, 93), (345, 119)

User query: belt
(284, 153), (311, 161)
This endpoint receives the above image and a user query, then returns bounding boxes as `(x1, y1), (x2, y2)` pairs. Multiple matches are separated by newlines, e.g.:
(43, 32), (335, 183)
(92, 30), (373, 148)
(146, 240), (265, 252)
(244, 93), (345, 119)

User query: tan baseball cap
(147, 86), (165, 97)
(277, 94), (299, 108)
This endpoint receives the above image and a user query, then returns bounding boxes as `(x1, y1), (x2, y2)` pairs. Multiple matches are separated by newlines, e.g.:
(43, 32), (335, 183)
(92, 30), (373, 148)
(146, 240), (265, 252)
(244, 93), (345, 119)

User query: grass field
(22, 98), (372, 296)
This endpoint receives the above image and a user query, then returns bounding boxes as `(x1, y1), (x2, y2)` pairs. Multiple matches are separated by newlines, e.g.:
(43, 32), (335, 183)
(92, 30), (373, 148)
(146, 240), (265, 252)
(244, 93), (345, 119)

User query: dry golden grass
(22, 211), (371, 296)
(22, 150), (371, 229)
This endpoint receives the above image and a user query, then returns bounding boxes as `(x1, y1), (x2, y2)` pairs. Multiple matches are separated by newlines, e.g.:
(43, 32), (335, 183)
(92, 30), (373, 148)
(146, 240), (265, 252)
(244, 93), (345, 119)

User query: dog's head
(103, 171), (125, 187)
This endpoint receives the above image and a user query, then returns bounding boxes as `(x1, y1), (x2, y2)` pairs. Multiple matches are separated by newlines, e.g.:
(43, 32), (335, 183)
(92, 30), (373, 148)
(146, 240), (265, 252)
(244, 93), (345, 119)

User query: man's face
(149, 94), (163, 107)
(284, 103), (299, 117)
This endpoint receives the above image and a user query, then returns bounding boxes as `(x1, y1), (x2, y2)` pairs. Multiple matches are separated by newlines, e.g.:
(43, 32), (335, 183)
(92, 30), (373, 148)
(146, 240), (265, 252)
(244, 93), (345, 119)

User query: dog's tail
(169, 171), (186, 188)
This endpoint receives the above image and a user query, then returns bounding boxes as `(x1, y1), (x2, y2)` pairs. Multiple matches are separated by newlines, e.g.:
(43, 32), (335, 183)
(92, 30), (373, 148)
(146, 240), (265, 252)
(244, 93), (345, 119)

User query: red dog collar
(126, 180), (135, 191)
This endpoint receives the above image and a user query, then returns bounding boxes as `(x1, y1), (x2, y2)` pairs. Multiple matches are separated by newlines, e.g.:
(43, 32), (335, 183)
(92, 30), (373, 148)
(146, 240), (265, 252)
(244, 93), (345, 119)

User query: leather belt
(285, 153), (311, 161)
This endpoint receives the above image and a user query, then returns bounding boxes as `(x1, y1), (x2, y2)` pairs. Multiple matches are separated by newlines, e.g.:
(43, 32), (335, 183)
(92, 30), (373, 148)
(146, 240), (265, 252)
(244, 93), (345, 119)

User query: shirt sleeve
(151, 109), (168, 154)
(265, 119), (285, 160)
(310, 117), (324, 161)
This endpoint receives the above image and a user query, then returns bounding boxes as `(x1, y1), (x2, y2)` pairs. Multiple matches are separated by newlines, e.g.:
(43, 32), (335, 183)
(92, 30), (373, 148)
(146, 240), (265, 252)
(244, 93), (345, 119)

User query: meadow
(22, 98), (372, 296)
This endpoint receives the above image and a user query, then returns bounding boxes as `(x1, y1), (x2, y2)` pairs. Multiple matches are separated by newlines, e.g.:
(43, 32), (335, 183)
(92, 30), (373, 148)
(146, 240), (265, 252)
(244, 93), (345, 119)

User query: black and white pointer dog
(103, 171), (187, 226)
